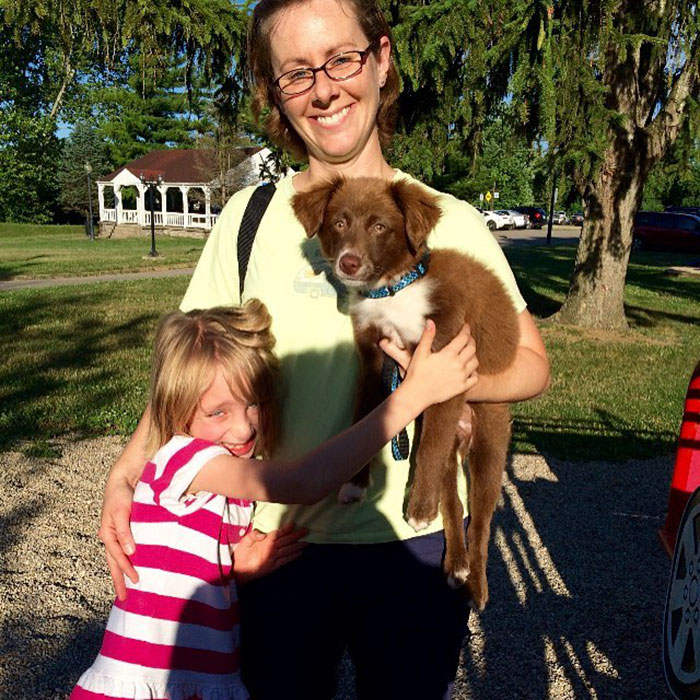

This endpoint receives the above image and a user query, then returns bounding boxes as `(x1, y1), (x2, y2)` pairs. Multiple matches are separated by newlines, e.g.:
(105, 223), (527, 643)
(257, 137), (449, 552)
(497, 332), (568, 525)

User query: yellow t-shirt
(180, 170), (526, 543)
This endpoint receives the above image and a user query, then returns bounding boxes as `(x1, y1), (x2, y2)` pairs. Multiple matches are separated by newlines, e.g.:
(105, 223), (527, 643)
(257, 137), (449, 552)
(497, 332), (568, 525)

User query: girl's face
(269, 0), (390, 166)
(188, 365), (260, 458)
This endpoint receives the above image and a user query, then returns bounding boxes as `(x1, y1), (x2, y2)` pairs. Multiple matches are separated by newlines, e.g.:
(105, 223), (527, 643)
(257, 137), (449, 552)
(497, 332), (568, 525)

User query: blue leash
(381, 357), (410, 461)
(372, 253), (431, 462)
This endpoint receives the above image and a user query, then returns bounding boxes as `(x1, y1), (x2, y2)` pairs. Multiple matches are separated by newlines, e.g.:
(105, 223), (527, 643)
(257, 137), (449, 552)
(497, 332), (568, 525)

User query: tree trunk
(49, 58), (74, 122)
(552, 23), (697, 330)
(553, 132), (647, 330)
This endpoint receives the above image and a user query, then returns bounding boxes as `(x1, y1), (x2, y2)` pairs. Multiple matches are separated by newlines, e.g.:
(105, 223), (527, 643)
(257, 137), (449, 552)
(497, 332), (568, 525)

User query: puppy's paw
(466, 576), (489, 612)
(447, 568), (470, 590)
(407, 516), (431, 532)
(338, 482), (366, 505)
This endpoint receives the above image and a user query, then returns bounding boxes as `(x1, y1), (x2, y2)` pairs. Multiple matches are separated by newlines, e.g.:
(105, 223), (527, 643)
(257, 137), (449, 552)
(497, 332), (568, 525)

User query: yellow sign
(485, 191), (492, 202)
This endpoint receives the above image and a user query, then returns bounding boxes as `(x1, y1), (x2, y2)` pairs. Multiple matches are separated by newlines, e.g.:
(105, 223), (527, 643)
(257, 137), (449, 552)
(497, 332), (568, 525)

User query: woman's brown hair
(147, 300), (279, 459)
(247, 0), (400, 160)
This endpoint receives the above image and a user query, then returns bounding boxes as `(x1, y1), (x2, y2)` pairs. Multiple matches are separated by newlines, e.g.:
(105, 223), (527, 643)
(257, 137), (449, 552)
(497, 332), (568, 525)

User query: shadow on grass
(505, 244), (700, 327)
(0, 284), (168, 452)
(625, 303), (700, 329)
(512, 412), (677, 462)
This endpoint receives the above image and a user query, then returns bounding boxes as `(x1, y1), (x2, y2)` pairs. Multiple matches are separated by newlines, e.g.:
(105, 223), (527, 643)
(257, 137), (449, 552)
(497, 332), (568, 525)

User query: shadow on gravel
(0, 500), (45, 564)
(456, 452), (674, 699)
(0, 616), (105, 699)
(333, 451), (675, 699)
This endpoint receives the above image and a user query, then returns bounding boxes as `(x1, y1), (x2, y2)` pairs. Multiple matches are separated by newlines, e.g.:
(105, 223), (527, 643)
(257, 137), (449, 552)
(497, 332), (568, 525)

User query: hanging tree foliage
(0, 0), (248, 128)
(387, 0), (700, 329)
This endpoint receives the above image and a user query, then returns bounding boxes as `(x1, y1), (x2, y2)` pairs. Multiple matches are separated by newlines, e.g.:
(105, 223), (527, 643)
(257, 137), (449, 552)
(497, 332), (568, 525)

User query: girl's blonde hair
(146, 300), (279, 458)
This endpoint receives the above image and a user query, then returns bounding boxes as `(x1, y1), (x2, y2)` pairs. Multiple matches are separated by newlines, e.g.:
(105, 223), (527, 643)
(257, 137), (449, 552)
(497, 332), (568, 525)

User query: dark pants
(239, 529), (470, 700)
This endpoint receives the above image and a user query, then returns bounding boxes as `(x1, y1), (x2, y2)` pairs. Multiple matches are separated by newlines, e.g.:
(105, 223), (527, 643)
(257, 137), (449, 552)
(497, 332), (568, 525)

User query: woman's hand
(395, 320), (479, 409)
(99, 473), (138, 601)
(233, 522), (308, 585)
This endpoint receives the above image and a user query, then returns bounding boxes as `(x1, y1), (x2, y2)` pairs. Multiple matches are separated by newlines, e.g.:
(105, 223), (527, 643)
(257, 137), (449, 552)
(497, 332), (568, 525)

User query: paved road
(496, 224), (583, 247)
(0, 266), (195, 291)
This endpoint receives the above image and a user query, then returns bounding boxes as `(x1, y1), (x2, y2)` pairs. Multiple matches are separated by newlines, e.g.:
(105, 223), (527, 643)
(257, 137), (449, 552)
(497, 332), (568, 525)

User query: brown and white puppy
(292, 176), (519, 609)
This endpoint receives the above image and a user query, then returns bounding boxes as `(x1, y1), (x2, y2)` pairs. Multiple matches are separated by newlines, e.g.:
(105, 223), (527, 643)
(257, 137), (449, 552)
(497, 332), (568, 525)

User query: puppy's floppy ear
(389, 180), (442, 253)
(291, 177), (344, 238)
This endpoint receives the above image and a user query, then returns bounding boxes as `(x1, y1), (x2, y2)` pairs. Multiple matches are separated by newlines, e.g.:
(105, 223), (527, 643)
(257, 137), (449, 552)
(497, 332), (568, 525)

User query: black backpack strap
(237, 182), (276, 298)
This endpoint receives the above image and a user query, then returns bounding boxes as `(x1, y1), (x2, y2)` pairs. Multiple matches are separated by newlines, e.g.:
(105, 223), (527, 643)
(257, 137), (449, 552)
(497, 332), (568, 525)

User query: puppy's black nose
(339, 254), (361, 276)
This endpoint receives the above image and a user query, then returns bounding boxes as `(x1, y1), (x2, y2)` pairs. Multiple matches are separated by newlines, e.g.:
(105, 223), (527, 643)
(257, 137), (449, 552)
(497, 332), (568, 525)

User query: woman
(100, 0), (551, 698)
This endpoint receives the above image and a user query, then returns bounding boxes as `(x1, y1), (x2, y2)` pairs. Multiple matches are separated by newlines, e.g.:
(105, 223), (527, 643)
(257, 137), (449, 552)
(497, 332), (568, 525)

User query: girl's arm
(188, 320), (478, 504)
(381, 309), (550, 403)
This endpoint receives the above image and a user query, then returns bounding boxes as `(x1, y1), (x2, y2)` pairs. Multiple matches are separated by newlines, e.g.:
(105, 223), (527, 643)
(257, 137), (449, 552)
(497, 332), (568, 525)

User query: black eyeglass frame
(272, 41), (379, 96)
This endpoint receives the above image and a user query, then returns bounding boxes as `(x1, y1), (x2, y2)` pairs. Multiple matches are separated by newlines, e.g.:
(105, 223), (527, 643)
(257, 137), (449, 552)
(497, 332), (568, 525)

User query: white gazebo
(96, 147), (275, 235)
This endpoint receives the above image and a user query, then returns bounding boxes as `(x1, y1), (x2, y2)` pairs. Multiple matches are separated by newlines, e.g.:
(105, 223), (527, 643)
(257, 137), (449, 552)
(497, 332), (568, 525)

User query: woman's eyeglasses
(273, 43), (377, 96)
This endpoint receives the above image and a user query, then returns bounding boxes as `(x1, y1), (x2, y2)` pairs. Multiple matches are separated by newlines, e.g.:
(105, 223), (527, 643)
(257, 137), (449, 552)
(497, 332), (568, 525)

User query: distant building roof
(100, 147), (264, 184)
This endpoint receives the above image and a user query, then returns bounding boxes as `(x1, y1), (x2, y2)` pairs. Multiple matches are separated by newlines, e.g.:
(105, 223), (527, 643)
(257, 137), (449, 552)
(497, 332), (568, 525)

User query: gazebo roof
(99, 147), (264, 184)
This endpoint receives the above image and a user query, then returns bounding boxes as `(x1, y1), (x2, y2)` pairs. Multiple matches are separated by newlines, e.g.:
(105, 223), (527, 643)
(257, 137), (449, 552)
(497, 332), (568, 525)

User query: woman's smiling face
(268, 0), (390, 166)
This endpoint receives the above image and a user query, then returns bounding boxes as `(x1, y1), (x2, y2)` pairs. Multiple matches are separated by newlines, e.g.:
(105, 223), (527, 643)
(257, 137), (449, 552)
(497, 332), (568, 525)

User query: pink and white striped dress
(71, 436), (252, 700)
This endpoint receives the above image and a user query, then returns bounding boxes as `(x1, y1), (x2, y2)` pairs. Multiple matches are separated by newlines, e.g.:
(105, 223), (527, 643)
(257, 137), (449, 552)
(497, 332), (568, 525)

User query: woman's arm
(381, 309), (550, 403)
(464, 309), (550, 402)
(189, 320), (478, 504)
(99, 406), (151, 600)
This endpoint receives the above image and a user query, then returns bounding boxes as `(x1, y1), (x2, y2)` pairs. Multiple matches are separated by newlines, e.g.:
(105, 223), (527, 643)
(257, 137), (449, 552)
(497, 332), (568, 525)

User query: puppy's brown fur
(292, 177), (519, 610)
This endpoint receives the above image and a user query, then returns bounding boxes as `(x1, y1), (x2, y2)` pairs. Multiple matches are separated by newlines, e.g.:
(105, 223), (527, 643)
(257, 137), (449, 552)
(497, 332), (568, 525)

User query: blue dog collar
(359, 252), (430, 299)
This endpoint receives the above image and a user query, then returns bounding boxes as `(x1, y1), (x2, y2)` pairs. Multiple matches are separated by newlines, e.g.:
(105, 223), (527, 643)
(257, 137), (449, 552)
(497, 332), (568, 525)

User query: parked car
(494, 210), (516, 229)
(513, 206), (547, 229)
(665, 205), (700, 217)
(570, 211), (584, 226)
(481, 210), (501, 231)
(481, 210), (515, 231)
(552, 210), (568, 225)
(505, 209), (529, 229)
(633, 211), (700, 253)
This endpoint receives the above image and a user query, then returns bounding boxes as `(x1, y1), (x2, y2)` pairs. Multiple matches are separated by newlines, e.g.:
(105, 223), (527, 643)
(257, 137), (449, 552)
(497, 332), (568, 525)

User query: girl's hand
(98, 475), (138, 601)
(388, 320), (479, 408)
(233, 522), (308, 585)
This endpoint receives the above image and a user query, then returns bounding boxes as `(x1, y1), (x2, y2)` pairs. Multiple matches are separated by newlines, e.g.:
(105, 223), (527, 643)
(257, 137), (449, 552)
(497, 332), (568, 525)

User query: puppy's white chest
(351, 279), (435, 348)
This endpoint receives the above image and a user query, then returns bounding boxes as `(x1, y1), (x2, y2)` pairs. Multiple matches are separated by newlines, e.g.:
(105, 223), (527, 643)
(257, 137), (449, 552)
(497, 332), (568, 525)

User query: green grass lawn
(0, 244), (698, 461)
(504, 245), (700, 460)
(0, 223), (206, 279)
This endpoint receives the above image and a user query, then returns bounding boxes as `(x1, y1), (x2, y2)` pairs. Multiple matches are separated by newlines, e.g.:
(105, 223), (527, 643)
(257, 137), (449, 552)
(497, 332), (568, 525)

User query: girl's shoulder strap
(238, 182), (276, 297)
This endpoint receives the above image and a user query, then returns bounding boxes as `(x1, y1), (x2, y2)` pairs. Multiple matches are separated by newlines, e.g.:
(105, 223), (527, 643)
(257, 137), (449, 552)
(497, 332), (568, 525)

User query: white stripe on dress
(125, 569), (235, 609)
(104, 606), (237, 652)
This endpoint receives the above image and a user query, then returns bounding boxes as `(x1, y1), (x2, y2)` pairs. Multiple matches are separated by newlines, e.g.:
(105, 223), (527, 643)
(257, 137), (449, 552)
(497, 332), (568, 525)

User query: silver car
(505, 210), (529, 229)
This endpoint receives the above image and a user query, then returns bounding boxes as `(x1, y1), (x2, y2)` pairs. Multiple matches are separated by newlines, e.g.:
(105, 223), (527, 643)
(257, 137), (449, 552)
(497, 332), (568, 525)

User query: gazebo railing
(102, 208), (218, 231)
(122, 210), (139, 224)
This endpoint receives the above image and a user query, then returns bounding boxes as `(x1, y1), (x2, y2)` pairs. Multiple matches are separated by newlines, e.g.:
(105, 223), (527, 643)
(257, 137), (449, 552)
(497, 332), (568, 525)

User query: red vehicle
(633, 211), (700, 253)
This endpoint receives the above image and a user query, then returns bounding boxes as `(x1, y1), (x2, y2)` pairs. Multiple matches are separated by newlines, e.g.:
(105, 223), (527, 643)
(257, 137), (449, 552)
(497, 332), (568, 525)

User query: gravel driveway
(0, 437), (675, 699)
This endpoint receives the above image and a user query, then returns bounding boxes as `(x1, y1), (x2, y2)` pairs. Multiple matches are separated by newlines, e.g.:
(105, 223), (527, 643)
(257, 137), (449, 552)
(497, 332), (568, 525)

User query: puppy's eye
(374, 223), (386, 233)
(334, 220), (345, 231)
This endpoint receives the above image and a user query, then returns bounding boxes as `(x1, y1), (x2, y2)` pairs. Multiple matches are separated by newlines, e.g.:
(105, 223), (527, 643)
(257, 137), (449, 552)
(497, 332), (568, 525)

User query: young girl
(71, 299), (477, 700)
